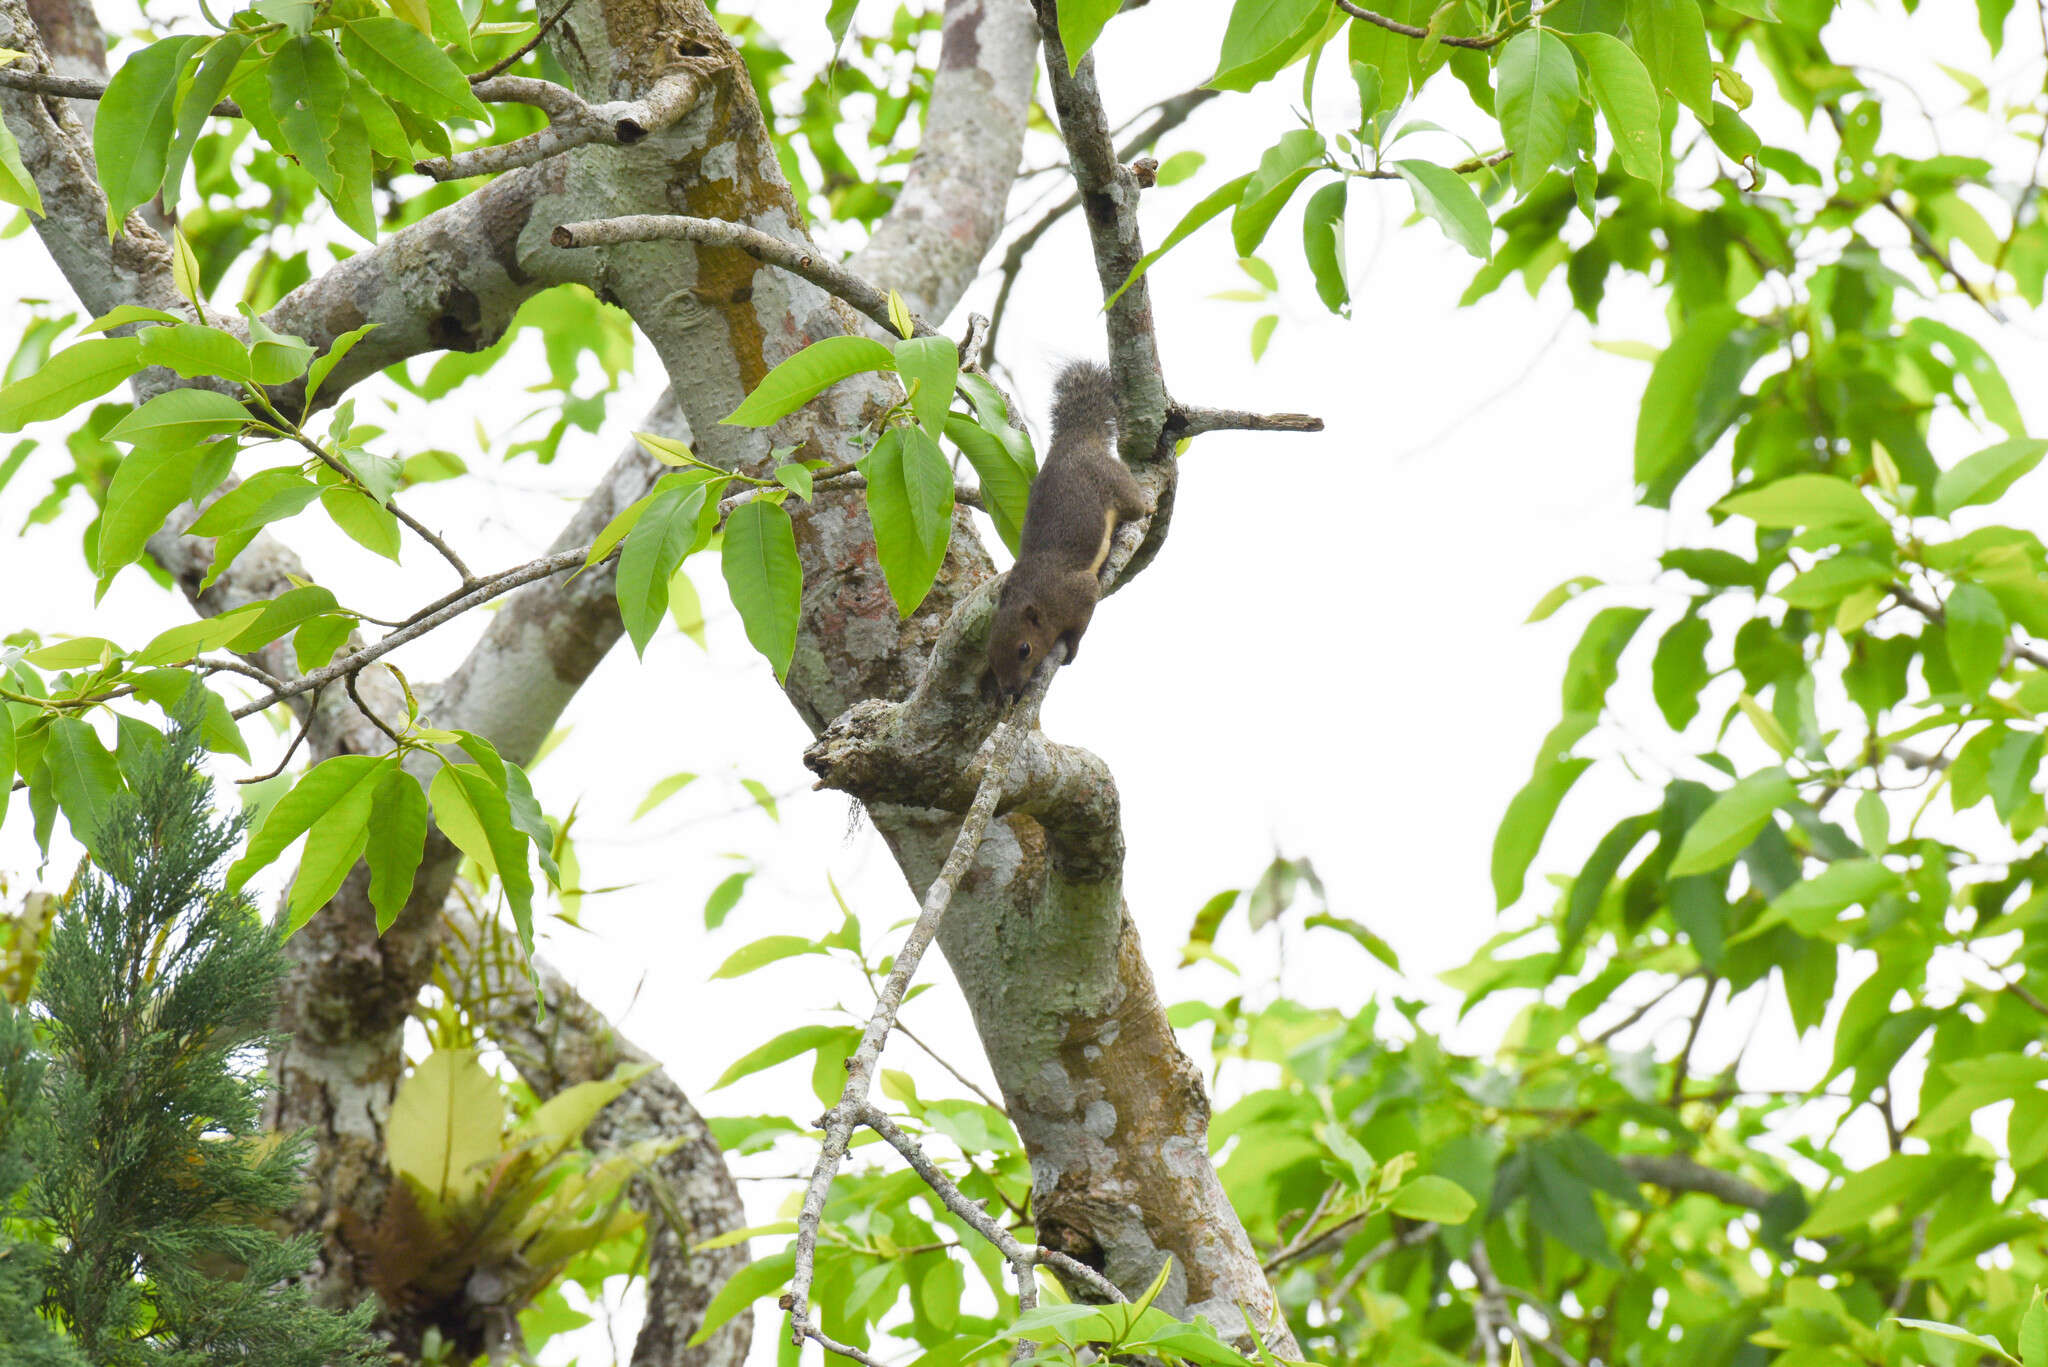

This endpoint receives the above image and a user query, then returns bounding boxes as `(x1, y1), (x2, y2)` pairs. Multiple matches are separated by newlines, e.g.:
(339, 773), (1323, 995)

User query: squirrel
(986, 360), (1151, 695)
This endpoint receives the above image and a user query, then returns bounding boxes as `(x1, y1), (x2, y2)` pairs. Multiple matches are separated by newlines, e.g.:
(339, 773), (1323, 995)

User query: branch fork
(418, 69), (705, 181)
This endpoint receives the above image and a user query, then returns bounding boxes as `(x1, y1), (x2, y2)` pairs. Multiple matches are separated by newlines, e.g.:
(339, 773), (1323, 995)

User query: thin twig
(0, 65), (241, 116)
(345, 667), (405, 747)
(1325, 1221), (1439, 1305)
(1332, 0), (1511, 48)
(236, 686), (323, 784)
(1167, 405), (1323, 440)
(1667, 975), (1718, 1108)
(893, 1020), (1006, 1111)
(787, 652), (1065, 1343)
(471, 0), (578, 83)
(227, 548), (594, 720)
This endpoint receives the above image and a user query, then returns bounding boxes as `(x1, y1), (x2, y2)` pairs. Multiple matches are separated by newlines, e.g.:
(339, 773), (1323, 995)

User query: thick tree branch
(1619, 1154), (1774, 1211)
(419, 70), (703, 180)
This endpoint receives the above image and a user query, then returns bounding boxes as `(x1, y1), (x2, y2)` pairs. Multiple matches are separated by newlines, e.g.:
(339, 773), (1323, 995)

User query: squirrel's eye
(1017, 643), (1032, 661)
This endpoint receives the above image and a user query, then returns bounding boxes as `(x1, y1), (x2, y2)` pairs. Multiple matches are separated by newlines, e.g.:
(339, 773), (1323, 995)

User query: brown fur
(988, 362), (1150, 694)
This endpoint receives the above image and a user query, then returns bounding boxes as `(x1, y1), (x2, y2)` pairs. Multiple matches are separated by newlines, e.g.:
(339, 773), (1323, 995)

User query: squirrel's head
(987, 590), (1054, 696)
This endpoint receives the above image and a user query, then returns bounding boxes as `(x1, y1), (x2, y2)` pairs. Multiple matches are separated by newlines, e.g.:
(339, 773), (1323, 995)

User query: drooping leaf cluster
(0, 720), (378, 1366)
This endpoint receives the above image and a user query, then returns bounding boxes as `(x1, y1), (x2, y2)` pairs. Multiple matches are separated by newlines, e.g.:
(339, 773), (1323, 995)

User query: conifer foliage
(0, 721), (378, 1365)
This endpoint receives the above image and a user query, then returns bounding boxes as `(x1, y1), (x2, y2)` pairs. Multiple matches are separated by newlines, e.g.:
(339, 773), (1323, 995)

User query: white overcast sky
(3, 0), (2048, 1359)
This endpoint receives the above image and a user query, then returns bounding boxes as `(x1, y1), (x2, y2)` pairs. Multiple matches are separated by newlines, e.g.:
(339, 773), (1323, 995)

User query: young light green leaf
(1626, 0), (1714, 117)
(1492, 755), (1594, 908)
(1890, 1322), (2019, 1366)
(241, 309), (315, 385)
(186, 468), (323, 539)
(885, 288), (914, 340)
(893, 334), (959, 437)
(943, 414), (1029, 554)
(94, 36), (204, 230)
(1389, 1175), (1478, 1224)
(1107, 173), (1253, 308)
(322, 486), (403, 561)
(1233, 129), (1325, 257)
(96, 444), (232, 589)
(721, 334), (896, 427)
(135, 322), (254, 383)
(340, 17), (490, 121)
(1498, 28), (1581, 192)
(721, 500), (802, 681)
(633, 771), (697, 820)
(1716, 474), (1888, 537)
(1527, 575), (1601, 623)
(710, 934), (827, 980)
(1301, 179), (1349, 312)
(1211, 0), (1323, 91)
(1668, 767), (1795, 876)
(105, 387), (250, 448)
(431, 760), (538, 953)
(1933, 438), (2048, 518)
(164, 34), (249, 201)
(616, 482), (707, 656)
(0, 336), (144, 432)
(267, 36), (349, 195)
(1945, 582), (2008, 697)
(1570, 31), (1663, 183)
(227, 753), (389, 890)
(1392, 159), (1491, 259)
(0, 114), (42, 217)
(773, 462), (813, 501)
(861, 427), (955, 617)
(1057, 0), (1120, 73)
(46, 718), (122, 850)
(306, 323), (377, 406)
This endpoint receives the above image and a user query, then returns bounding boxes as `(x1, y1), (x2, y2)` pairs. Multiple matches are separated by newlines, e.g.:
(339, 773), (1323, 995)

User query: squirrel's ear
(1023, 604), (1042, 627)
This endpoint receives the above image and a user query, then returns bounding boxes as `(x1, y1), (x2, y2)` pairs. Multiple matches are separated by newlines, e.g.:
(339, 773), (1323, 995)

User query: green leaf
(1301, 179), (1350, 312)
(1934, 438), (2048, 517)
(943, 414), (1029, 553)
(136, 323), (254, 383)
(1776, 554), (1893, 608)
(1570, 31), (1663, 183)
(97, 443), (232, 587)
(1750, 858), (1901, 938)
(226, 752), (387, 891)
(1650, 613), (1711, 729)
(1561, 606), (1649, 714)
(1389, 1175), (1478, 1224)
(1057, 0), (1120, 72)
(340, 17), (489, 120)
(285, 755), (389, 931)
(0, 336), (144, 432)
(616, 483), (708, 656)
(105, 387), (250, 448)
(704, 869), (751, 928)
(688, 1251), (795, 1348)
(893, 334), (959, 437)
(1668, 767), (1795, 876)
(242, 310), (315, 385)
(307, 325), (380, 405)
(164, 34), (250, 200)
(186, 468), (323, 539)
(722, 335), (896, 427)
(94, 36), (204, 229)
(710, 1024), (859, 1090)
(1716, 474), (1888, 537)
(1107, 173), (1253, 308)
(1633, 308), (1748, 500)
(861, 427), (955, 617)
(1626, 0), (1714, 116)
(267, 36), (350, 195)
(1945, 582), (2008, 697)
(1212, 0), (1324, 91)
(1803, 1154), (1972, 1238)
(1497, 29), (1581, 192)
(431, 761), (538, 954)
(1492, 755), (1594, 909)
(2019, 1294), (2047, 1367)
(633, 771), (697, 820)
(365, 766), (428, 933)
(1233, 129), (1325, 257)
(225, 587), (341, 653)
(1392, 160), (1491, 259)
(721, 500), (802, 681)
(710, 934), (827, 980)
(1891, 1320), (2019, 1366)
(322, 486), (402, 561)
(134, 609), (260, 666)
(46, 718), (121, 851)
(0, 113), (42, 218)
(773, 462), (813, 501)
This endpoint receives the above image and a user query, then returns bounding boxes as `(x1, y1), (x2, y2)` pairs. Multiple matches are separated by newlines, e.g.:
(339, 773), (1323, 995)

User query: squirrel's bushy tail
(1049, 360), (1117, 444)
